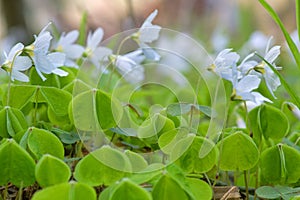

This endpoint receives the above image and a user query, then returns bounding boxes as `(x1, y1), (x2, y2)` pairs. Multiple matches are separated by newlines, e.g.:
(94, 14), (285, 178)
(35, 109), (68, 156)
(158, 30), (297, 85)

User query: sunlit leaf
(26, 127), (65, 160)
(186, 178), (213, 200)
(260, 144), (300, 184)
(0, 139), (35, 187)
(72, 89), (123, 131)
(99, 179), (152, 200)
(158, 128), (189, 154)
(0, 106), (28, 138)
(249, 104), (289, 143)
(171, 135), (218, 173)
(152, 174), (189, 200)
(138, 113), (175, 146)
(40, 87), (72, 116)
(5, 85), (36, 109)
(218, 131), (259, 171)
(129, 163), (164, 185)
(31, 182), (96, 200)
(74, 145), (131, 186)
(124, 150), (148, 172)
(35, 154), (71, 188)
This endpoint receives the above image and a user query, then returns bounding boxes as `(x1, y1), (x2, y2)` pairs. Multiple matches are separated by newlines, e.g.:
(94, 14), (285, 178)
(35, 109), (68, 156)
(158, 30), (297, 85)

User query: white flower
(232, 75), (260, 101)
(137, 9), (161, 43)
(232, 74), (272, 105)
(1, 43), (32, 82)
(132, 10), (161, 61)
(139, 43), (160, 61)
(287, 102), (300, 120)
(84, 28), (112, 69)
(47, 52), (68, 76)
(109, 50), (145, 84)
(237, 52), (258, 75)
(239, 37), (281, 99)
(209, 48), (240, 82)
(290, 30), (300, 51)
(54, 30), (85, 68)
(255, 39), (281, 98)
(123, 49), (145, 64)
(25, 23), (67, 81)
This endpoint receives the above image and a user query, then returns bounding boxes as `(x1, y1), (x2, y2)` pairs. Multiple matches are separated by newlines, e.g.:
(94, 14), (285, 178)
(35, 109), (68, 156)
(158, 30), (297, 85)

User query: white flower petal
(264, 66), (280, 98)
(93, 47), (112, 60)
(87, 28), (104, 50)
(138, 10), (161, 43)
(47, 52), (66, 67)
(287, 102), (300, 120)
(7, 43), (24, 61)
(140, 43), (160, 61)
(114, 55), (145, 84)
(123, 66), (144, 84)
(34, 66), (47, 81)
(34, 52), (56, 74)
(64, 59), (79, 68)
(140, 25), (161, 43)
(265, 45), (280, 63)
(124, 49), (145, 64)
(115, 55), (136, 73)
(58, 30), (79, 46)
(238, 60), (258, 75)
(141, 9), (158, 28)
(11, 70), (29, 82)
(236, 75), (260, 92)
(52, 68), (68, 77)
(38, 22), (52, 37)
(34, 31), (52, 53)
(237, 91), (256, 102)
(252, 92), (272, 104)
(13, 56), (32, 71)
(64, 44), (85, 59)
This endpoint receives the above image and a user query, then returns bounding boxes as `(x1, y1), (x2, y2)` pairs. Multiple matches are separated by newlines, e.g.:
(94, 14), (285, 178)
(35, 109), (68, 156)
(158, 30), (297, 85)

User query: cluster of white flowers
(210, 37), (281, 107)
(0, 10), (161, 84)
(109, 9), (161, 84)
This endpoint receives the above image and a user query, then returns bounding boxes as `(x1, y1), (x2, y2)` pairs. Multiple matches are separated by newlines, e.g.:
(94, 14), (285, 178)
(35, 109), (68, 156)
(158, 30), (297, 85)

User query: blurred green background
(0, 0), (297, 48)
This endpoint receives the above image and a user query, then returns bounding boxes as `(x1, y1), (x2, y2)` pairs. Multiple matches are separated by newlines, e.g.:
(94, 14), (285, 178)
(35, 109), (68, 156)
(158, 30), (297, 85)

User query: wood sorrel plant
(0, 2), (300, 200)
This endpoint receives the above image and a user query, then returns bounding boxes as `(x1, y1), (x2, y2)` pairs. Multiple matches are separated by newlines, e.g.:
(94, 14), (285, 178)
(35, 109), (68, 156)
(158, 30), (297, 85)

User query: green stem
(3, 184), (8, 200)
(225, 171), (231, 186)
(244, 170), (249, 200)
(255, 138), (263, 199)
(243, 101), (249, 129)
(296, 0), (300, 42)
(189, 76), (201, 131)
(188, 105), (194, 130)
(106, 35), (132, 90)
(6, 49), (24, 106)
(204, 173), (212, 187)
(6, 77), (12, 106)
(17, 181), (23, 200)
(256, 53), (300, 108)
(234, 171), (238, 186)
(75, 141), (83, 158)
(258, 0), (300, 68)
(33, 87), (40, 126)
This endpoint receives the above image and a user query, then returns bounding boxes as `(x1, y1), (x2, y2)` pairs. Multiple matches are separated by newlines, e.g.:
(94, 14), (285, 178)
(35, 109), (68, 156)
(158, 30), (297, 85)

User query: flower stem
(6, 77), (12, 106)
(33, 87), (40, 126)
(6, 49), (24, 106)
(244, 170), (249, 200)
(106, 35), (132, 90)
